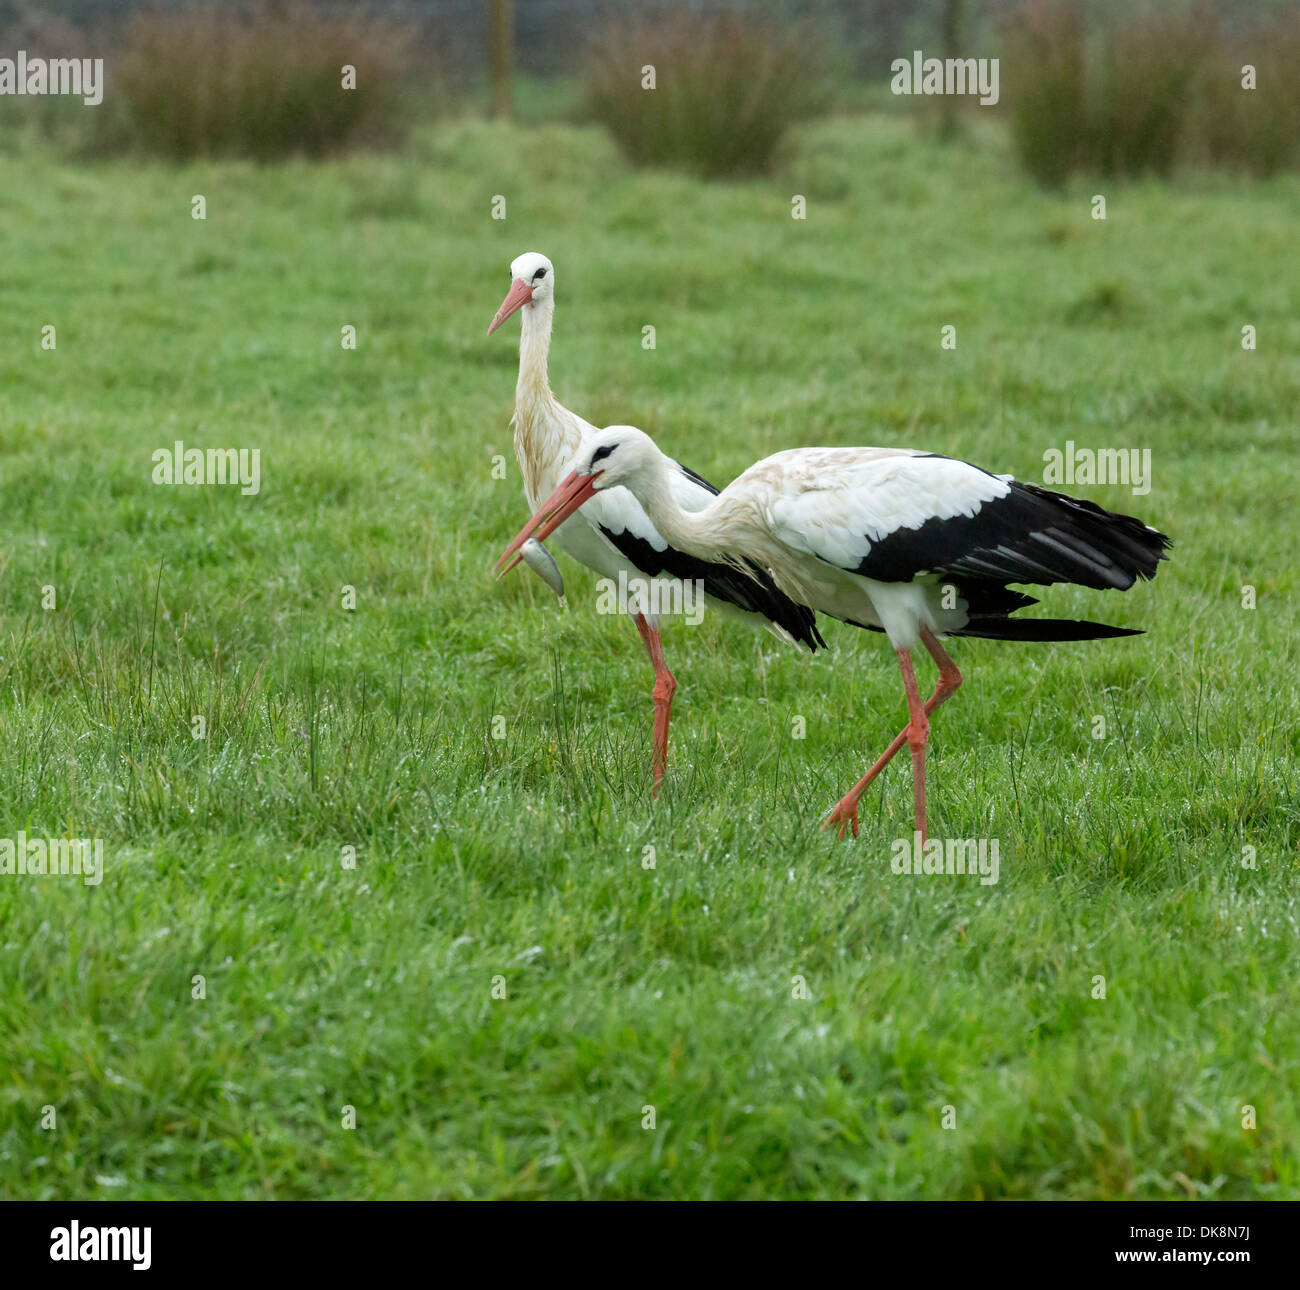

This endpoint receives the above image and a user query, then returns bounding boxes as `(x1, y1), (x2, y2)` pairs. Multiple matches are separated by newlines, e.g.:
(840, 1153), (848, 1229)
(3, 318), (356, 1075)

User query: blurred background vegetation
(1, 0), (1297, 179)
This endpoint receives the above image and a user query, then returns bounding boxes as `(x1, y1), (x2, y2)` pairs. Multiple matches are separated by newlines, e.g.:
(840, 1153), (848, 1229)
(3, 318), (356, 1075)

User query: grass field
(0, 112), (1296, 1199)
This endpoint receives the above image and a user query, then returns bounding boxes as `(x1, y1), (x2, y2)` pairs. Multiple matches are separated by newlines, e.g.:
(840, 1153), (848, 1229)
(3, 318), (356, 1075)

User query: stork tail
(952, 617), (1142, 641)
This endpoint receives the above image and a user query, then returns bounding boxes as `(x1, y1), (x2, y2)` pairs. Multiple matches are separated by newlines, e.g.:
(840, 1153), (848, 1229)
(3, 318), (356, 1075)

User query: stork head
(567, 426), (658, 492)
(487, 251), (554, 335)
(495, 426), (660, 577)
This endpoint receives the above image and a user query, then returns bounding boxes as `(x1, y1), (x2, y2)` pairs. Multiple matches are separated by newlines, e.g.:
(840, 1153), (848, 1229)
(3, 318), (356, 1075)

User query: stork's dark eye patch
(533, 268), (547, 280)
(591, 444), (616, 464)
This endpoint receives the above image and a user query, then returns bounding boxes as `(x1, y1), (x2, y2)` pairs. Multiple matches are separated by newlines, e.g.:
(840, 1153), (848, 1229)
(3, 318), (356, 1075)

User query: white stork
(497, 426), (1171, 840)
(487, 253), (823, 794)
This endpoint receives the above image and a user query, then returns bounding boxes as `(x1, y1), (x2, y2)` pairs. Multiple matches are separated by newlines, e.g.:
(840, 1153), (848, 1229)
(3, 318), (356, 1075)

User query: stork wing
(764, 450), (1164, 591)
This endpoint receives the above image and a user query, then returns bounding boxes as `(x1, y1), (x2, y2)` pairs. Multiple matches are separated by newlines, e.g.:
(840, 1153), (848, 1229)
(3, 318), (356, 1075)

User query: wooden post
(490, 0), (514, 120)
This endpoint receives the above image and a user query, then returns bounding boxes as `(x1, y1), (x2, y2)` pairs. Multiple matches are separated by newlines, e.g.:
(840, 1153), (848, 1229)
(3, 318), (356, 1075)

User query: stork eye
(590, 444), (616, 466)
(533, 268), (547, 280)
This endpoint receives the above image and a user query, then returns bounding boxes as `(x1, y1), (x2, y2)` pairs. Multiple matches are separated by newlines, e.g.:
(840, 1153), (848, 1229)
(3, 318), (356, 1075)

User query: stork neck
(516, 296), (556, 410)
(625, 457), (736, 567)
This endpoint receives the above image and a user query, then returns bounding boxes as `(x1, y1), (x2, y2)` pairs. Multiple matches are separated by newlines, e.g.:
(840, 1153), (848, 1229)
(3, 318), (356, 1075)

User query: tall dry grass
(1189, 13), (1300, 176)
(1003, 0), (1300, 184)
(1002, 0), (1088, 186)
(1089, 8), (1208, 178)
(583, 10), (831, 177)
(112, 2), (417, 161)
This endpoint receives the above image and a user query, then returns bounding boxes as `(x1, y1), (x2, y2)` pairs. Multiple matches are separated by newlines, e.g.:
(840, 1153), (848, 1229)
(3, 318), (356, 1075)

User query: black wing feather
(855, 471), (1170, 592)
(844, 460), (1170, 642)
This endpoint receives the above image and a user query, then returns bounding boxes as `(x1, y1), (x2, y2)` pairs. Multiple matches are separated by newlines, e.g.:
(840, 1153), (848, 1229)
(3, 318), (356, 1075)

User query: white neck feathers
(621, 453), (748, 568)
(512, 295), (577, 502)
(516, 296), (555, 405)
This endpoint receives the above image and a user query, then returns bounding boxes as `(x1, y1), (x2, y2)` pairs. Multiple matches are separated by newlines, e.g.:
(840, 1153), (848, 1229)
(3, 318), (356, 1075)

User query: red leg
(824, 625), (961, 839)
(632, 613), (676, 797)
(897, 646), (929, 845)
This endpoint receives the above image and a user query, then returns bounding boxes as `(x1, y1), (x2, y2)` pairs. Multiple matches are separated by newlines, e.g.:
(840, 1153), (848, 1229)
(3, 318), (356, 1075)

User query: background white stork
(487, 252), (823, 794)
(498, 426), (1171, 841)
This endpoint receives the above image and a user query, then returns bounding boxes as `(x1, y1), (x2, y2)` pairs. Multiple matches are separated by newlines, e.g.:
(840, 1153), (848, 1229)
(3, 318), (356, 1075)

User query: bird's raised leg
(824, 625), (961, 839)
(632, 613), (676, 797)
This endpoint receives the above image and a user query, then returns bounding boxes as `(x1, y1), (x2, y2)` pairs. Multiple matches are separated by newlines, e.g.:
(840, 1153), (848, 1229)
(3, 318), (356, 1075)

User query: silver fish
(520, 538), (566, 606)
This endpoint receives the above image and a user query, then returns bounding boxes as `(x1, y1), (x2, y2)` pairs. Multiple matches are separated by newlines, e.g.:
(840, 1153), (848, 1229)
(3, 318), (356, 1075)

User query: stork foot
(823, 796), (860, 840)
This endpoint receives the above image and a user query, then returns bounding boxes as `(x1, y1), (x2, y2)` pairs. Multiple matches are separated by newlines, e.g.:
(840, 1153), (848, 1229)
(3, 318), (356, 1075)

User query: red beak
(495, 470), (601, 577)
(487, 278), (534, 335)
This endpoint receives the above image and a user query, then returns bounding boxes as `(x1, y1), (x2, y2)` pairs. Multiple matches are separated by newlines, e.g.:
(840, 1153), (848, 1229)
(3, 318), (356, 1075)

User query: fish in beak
(487, 277), (534, 335)
(495, 470), (601, 576)
(519, 538), (567, 606)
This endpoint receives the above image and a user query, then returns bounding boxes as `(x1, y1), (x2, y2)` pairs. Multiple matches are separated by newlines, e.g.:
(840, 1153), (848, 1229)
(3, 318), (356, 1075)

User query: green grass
(0, 112), (1296, 1199)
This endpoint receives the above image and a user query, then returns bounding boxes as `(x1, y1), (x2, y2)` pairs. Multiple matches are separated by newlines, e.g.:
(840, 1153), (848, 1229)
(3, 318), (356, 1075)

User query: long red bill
(495, 470), (600, 577)
(487, 278), (534, 335)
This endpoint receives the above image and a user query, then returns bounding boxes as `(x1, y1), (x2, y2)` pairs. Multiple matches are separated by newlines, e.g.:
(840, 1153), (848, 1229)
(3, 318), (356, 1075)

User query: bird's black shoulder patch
(596, 524), (825, 652)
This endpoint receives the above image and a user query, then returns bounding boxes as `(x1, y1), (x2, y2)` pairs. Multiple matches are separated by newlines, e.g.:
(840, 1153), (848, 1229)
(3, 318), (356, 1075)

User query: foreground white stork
(487, 253), (822, 793)
(497, 426), (1170, 840)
